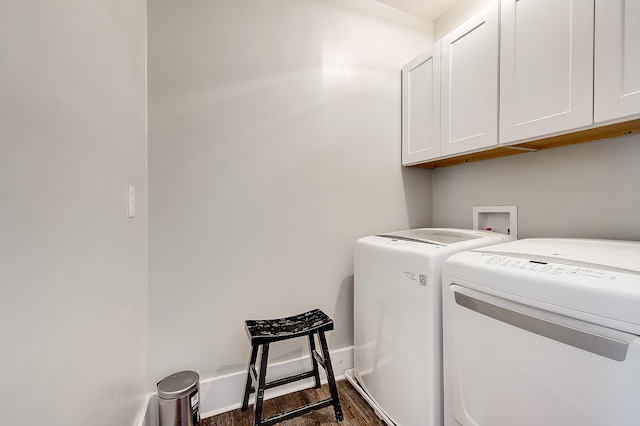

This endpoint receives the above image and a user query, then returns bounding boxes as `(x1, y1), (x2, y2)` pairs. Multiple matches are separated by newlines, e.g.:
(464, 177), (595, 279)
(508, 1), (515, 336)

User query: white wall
(434, 0), (494, 40)
(0, 1), (148, 425)
(432, 135), (640, 240)
(147, 0), (433, 389)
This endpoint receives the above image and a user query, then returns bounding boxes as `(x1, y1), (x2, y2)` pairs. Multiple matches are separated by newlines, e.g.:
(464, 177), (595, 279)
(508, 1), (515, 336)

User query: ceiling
(374, 0), (463, 21)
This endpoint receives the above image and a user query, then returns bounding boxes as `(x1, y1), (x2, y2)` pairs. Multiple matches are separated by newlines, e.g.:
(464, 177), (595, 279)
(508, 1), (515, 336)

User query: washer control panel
(479, 253), (619, 280)
(371, 235), (443, 248)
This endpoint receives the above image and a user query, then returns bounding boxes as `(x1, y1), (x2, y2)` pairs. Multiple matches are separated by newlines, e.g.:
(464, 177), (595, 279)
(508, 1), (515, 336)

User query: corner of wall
(433, 0), (495, 40)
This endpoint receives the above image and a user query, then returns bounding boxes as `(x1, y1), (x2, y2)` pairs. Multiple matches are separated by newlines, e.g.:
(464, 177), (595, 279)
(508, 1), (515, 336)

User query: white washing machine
(442, 238), (640, 426)
(346, 228), (514, 426)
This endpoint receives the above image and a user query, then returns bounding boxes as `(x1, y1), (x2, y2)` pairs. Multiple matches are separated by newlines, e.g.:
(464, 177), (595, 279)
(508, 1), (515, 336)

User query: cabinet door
(441, 1), (499, 157)
(594, 0), (640, 123)
(402, 43), (441, 165)
(499, 0), (594, 144)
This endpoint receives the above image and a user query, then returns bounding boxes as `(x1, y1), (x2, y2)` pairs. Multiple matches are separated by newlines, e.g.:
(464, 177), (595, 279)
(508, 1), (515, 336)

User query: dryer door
(442, 283), (640, 426)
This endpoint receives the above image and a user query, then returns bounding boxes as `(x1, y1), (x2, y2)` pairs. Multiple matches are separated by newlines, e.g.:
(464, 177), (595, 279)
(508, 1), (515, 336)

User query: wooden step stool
(241, 309), (344, 426)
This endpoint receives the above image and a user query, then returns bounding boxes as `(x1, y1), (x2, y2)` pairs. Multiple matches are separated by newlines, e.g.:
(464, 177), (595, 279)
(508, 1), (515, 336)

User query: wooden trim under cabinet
(410, 118), (640, 169)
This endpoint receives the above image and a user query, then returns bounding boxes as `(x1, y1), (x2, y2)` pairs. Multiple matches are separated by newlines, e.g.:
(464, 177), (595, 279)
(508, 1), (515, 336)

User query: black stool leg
(241, 343), (260, 411)
(318, 331), (344, 422)
(254, 342), (270, 426)
(307, 334), (321, 389)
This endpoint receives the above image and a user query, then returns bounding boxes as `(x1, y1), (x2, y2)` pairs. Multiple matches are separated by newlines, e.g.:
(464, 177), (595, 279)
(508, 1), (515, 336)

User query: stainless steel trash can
(157, 371), (200, 426)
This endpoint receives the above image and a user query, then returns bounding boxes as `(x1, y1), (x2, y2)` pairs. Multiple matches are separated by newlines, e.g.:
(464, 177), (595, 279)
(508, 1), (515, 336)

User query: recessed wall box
(473, 205), (517, 239)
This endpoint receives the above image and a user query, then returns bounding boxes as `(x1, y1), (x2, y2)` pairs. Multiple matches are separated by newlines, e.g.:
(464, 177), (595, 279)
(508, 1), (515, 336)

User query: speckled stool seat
(241, 309), (344, 426)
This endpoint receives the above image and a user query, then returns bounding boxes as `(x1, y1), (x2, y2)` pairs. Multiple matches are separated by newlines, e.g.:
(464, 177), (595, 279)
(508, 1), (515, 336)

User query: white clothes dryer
(442, 238), (640, 426)
(347, 228), (514, 426)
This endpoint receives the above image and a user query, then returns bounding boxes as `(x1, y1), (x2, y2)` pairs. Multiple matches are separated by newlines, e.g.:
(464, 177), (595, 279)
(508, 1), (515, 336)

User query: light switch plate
(128, 186), (135, 218)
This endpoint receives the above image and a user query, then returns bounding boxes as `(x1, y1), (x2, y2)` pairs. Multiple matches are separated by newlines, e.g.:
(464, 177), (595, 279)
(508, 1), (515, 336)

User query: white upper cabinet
(441, 2), (499, 157)
(499, 0), (594, 144)
(594, 0), (640, 123)
(402, 42), (441, 165)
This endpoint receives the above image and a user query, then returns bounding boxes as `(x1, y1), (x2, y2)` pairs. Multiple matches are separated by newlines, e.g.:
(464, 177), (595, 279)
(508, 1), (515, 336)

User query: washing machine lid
(379, 228), (497, 245)
(445, 238), (640, 333)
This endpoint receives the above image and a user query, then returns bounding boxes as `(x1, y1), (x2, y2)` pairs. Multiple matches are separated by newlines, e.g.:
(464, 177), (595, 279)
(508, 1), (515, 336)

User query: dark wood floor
(202, 380), (387, 426)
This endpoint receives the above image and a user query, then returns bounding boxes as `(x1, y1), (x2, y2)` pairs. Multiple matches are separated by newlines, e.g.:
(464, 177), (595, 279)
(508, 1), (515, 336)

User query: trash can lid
(157, 371), (199, 399)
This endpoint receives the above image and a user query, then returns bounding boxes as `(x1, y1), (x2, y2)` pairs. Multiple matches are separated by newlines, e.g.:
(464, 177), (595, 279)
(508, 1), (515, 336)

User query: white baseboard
(136, 346), (353, 426)
(135, 392), (157, 426)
